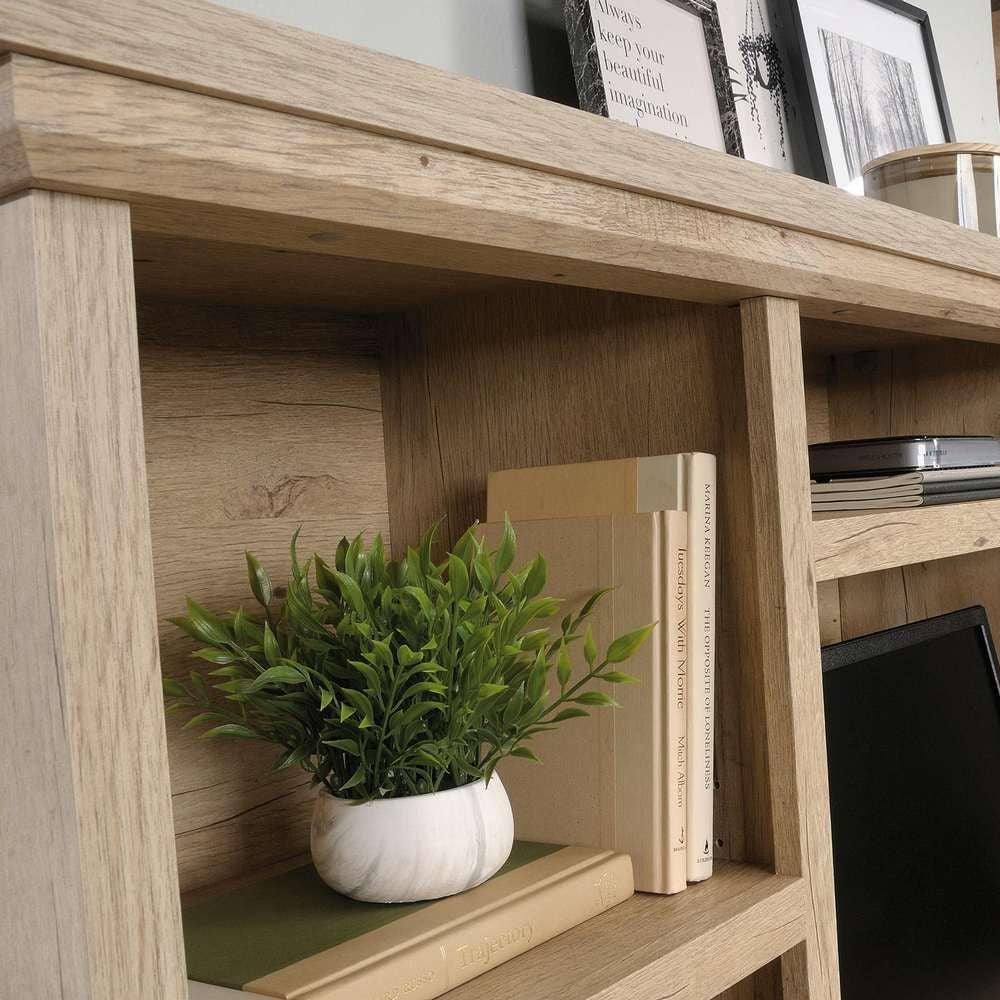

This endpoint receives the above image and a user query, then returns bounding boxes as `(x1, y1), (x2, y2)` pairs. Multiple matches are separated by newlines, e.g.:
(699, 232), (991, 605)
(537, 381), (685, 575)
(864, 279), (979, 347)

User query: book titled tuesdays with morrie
(184, 842), (633, 1000)
(487, 453), (716, 885)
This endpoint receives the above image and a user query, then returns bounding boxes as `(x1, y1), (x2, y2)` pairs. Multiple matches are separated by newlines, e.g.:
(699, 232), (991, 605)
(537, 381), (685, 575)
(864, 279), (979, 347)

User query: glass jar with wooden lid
(863, 143), (1000, 236)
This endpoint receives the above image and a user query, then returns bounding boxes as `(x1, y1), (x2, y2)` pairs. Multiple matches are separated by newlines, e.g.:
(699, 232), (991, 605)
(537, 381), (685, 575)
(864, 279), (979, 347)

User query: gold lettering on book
(455, 923), (534, 969)
(595, 870), (619, 908)
(379, 967), (436, 1000)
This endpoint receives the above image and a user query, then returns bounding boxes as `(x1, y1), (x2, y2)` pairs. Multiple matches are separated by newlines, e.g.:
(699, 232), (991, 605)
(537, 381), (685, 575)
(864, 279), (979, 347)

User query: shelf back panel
(138, 298), (390, 893)
(380, 285), (769, 869)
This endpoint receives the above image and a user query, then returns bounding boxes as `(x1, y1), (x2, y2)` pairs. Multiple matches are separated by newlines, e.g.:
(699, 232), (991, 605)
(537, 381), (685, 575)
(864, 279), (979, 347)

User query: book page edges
(244, 848), (634, 999)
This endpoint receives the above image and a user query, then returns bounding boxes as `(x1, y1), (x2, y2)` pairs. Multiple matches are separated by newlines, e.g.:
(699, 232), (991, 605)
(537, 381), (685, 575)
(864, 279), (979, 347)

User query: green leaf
(201, 723), (259, 740)
(574, 691), (619, 707)
(262, 622), (281, 666)
(606, 624), (655, 663)
(339, 763), (366, 792)
(522, 554), (547, 599)
(527, 650), (547, 702)
(245, 551), (272, 607)
(602, 671), (640, 685)
(550, 707), (589, 723)
(578, 587), (613, 621)
(584, 626), (597, 667)
(347, 658), (382, 695)
(319, 688), (334, 711)
(335, 536), (349, 571)
(556, 641), (572, 690)
(289, 526), (304, 578)
(478, 683), (508, 699)
(494, 515), (516, 575)
(323, 738), (360, 756)
(510, 746), (540, 762)
(343, 688), (375, 727)
(397, 643), (422, 668)
(473, 553), (494, 592)
(245, 664), (306, 692)
(403, 586), (435, 621)
(182, 711), (222, 730)
(333, 570), (366, 615)
(340, 702), (356, 723)
(396, 699), (442, 730)
(162, 677), (185, 698)
(177, 599), (231, 646)
(192, 648), (236, 665)
(447, 553), (469, 601)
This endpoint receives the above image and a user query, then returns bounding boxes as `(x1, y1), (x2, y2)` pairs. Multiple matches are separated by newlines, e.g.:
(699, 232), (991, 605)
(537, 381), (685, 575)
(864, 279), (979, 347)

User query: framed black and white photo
(565, 0), (744, 156)
(785, 0), (954, 191)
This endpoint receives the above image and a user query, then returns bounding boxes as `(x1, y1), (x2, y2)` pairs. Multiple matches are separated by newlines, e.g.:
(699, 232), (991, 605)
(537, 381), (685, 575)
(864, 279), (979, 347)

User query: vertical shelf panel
(0, 191), (186, 998)
(740, 297), (839, 1000)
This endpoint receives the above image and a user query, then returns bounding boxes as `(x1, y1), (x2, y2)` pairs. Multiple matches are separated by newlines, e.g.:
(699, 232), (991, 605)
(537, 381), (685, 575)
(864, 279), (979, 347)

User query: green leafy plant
(165, 519), (651, 801)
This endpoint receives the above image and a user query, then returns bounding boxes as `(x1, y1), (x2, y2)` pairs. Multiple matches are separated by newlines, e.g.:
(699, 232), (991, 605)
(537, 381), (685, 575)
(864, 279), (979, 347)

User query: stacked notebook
(811, 467), (1000, 513)
(486, 453), (717, 894)
(185, 842), (633, 999)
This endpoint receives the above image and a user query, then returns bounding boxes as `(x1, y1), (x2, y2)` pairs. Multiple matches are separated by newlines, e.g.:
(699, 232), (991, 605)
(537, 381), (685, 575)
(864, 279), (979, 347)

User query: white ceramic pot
(311, 773), (514, 903)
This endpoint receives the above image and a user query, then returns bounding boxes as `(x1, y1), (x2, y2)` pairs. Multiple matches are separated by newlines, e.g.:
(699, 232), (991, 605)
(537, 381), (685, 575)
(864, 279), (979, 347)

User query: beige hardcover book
(484, 512), (688, 894)
(184, 842), (633, 1000)
(487, 455), (684, 523)
(664, 519), (689, 893)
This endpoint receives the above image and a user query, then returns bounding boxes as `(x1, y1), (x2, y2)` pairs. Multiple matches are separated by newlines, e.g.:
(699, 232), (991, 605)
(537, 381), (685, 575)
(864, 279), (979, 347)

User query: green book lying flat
(184, 842), (634, 1000)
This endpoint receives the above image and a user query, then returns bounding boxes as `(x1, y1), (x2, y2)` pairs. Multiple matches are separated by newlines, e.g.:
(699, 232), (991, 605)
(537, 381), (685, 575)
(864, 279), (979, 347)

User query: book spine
(313, 854), (635, 1000)
(664, 510), (688, 894)
(685, 453), (715, 883)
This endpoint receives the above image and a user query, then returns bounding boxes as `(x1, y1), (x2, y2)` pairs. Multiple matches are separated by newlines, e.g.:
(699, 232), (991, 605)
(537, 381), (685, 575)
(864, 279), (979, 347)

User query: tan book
(484, 512), (688, 894)
(488, 453), (717, 884)
(184, 842), (633, 1000)
(487, 455), (684, 523)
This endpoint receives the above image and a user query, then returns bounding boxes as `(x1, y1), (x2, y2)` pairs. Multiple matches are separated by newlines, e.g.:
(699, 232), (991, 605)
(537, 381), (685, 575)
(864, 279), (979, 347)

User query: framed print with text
(565, 0), (744, 156)
(785, 0), (954, 191)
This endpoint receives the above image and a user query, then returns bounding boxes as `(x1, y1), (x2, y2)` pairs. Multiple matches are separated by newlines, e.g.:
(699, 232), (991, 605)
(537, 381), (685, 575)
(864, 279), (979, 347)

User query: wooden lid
(864, 143), (1000, 174)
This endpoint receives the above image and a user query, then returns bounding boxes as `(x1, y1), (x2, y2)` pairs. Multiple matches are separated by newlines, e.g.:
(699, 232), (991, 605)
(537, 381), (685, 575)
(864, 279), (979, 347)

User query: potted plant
(165, 519), (650, 903)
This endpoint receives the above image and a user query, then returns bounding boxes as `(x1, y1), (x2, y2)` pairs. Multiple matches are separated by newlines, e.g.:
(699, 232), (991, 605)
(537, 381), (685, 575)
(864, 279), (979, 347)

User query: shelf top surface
(2, 0), (999, 339)
(1, 0), (998, 277)
(813, 497), (1000, 581)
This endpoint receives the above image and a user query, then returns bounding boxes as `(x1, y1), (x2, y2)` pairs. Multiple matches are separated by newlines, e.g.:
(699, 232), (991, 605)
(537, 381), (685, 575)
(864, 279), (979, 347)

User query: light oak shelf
(4, 2), (1000, 999)
(813, 499), (1000, 582)
(444, 863), (804, 1000)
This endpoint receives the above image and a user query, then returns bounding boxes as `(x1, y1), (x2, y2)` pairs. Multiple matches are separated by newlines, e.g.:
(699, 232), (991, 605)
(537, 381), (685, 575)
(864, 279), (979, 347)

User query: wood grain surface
(382, 286), (762, 874)
(2, 55), (999, 341)
(813, 500), (1000, 582)
(0, 191), (187, 998)
(1, 0), (998, 284)
(740, 298), (839, 1000)
(131, 231), (527, 312)
(441, 863), (806, 1000)
(138, 299), (390, 892)
(825, 338), (1000, 645)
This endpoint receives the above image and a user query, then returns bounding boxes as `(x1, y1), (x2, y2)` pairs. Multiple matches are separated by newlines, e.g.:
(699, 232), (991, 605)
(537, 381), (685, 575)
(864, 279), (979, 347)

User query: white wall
(920, 0), (1000, 141)
(208, 0), (538, 92)
(211, 0), (999, 140)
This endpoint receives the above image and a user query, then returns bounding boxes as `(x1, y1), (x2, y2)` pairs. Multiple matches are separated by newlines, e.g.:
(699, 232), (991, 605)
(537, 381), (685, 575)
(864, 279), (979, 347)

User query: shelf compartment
(441, 863), (806, 1000)
(812, 498), (1000, 581)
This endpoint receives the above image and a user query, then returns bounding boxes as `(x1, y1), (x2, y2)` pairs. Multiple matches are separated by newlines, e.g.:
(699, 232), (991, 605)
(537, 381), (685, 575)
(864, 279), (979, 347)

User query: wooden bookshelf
(813, 499), (1000, 582)
(3, 3), (1000, 999)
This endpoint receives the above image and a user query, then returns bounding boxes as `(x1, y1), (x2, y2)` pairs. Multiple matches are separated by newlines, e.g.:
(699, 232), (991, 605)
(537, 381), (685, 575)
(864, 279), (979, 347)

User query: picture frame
(565, 0), (744, 157)
(783, 0), (954, 190)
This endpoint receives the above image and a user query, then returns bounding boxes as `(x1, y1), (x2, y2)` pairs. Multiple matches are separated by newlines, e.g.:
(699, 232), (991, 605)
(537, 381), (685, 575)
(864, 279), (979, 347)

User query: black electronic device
(822, 607), (1000, 998)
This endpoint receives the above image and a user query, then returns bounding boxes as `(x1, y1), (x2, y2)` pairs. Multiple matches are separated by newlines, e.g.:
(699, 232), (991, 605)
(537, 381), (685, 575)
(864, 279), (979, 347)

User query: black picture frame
(564, 0), (744, 157)
(782, 0), (955, 185)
